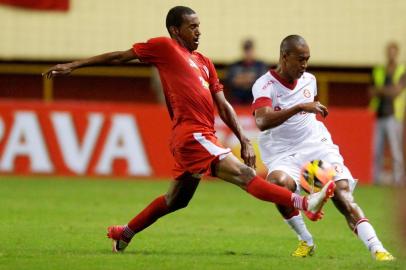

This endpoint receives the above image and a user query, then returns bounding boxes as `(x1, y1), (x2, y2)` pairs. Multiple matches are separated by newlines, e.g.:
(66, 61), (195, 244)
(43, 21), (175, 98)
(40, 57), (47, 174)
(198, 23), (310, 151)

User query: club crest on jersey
(303, 89), (311, 98)
(189, 58), (199, 70)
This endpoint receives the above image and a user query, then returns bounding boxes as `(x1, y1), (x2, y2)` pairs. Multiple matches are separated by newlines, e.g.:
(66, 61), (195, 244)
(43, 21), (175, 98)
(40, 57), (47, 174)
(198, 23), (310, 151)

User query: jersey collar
(270, 70), (298, 90)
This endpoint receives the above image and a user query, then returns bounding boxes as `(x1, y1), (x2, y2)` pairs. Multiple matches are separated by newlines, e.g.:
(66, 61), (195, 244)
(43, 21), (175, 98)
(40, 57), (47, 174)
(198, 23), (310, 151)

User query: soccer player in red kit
(43, 6), (335, 253)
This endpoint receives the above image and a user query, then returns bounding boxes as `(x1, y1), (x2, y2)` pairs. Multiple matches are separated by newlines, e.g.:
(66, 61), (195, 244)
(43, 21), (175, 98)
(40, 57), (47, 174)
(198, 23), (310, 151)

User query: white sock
(356, 220), (386, 254)
(285, 212), (314, 246)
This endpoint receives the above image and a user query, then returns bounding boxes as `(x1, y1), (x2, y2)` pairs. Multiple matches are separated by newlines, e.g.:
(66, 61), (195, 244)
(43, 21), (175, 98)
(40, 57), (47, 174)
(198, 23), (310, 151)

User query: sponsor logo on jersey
(303, 89), (311, 98)
(262, 80), (275, 90)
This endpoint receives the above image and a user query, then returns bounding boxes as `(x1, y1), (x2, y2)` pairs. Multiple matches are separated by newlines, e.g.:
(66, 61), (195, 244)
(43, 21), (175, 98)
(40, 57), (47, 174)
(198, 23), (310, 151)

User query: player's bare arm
(43, 49), (138, 79)
(255, 101), (328, 131)
(213, 91), (256, 168)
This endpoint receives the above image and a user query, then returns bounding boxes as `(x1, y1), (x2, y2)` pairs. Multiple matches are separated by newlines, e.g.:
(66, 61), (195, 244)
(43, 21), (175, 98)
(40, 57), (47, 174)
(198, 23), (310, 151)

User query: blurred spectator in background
(370, 41), (405, 186)
(225, 39), (267, 104)
(398, 78), (406, 251)
(400, 73), (406, 183)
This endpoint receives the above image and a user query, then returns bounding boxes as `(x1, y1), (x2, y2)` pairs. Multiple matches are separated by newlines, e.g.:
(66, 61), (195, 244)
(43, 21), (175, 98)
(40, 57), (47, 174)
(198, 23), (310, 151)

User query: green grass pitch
(0, 176), (404, 270)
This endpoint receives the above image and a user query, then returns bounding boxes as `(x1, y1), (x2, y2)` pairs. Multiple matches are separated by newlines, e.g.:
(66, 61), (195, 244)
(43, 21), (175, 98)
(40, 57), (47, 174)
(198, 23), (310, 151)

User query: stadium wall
(0, 0), (405, 65)
(0, 63), (372, 107)
(0, 100), (374, 183)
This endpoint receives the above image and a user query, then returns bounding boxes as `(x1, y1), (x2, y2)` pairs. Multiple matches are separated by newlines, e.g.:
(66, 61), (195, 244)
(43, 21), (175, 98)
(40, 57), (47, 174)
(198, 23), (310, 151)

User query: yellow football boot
(374, 251), (395, 261)
(291, 240), (315, 257)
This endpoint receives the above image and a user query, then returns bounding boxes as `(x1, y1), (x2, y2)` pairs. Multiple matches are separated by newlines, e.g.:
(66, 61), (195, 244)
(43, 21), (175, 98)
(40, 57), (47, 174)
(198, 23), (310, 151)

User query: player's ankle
(291, 193), (307, 210)
(122, 225), (135, 242)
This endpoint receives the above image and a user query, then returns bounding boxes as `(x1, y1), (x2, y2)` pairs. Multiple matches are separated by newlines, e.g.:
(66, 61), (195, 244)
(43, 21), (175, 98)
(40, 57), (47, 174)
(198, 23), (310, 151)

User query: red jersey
(133, 37), (223, 132)
(133, 37), (229, 178)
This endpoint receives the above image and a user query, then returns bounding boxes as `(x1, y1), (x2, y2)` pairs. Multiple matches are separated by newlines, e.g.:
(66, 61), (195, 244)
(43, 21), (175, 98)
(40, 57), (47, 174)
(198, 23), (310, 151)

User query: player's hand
(300, 101), (328, 118)
(42, 63), (74, 79)
(240, 139), (256, 169)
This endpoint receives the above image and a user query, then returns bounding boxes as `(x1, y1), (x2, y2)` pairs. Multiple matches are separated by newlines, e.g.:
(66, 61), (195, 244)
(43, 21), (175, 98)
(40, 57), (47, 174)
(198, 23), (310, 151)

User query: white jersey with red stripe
(252, 70), (334, 163)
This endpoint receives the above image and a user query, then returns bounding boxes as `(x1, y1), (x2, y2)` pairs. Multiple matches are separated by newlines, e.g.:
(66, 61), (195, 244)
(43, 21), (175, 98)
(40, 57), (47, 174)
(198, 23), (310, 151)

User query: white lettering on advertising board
(0, 111), (151, 176)
(0, 112), (53, 173)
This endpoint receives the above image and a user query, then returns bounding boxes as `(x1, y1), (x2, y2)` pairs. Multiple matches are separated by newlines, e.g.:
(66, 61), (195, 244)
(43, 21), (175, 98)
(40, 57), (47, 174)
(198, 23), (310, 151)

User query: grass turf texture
(0, 176), (404, 270)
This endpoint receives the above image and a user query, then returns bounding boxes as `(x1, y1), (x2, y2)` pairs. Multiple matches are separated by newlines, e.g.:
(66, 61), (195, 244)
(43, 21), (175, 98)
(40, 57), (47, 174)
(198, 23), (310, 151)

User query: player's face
(284, 44), (310, 80)
(178, 13), (201, 51)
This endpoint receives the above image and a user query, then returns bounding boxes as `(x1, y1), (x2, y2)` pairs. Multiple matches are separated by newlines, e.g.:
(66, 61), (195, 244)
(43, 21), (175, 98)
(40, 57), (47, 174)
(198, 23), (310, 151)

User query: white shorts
(264, 143), (357, 194)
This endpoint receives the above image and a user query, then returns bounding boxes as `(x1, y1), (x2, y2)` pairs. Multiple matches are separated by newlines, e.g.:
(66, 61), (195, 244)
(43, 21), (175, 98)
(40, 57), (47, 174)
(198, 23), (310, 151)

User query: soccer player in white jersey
(251, 35), (394, 261)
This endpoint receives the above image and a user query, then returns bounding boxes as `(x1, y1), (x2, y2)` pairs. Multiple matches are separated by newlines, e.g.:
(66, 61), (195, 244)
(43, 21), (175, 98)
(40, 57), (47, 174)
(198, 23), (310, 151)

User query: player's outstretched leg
(214, 154), (335, 218)
(332, 179), (395, 261)
(267, 170), (315, 257)
(107, 173), (200, 252)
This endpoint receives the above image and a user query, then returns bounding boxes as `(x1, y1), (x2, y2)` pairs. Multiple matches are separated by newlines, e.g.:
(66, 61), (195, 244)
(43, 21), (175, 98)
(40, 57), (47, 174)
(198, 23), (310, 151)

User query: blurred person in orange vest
(370, 42), (405, 186)
(396, 72), (406, 252)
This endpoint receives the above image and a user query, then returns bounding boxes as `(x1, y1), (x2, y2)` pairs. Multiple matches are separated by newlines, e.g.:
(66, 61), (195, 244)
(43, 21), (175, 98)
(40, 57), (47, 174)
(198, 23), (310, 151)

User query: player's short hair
(280, 35), (307, 55)
(166, 6), (196, 34)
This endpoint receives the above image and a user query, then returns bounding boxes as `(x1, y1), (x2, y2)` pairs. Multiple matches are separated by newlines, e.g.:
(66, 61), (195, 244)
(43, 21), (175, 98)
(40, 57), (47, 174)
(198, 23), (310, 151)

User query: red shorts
(171, 131), (231, 179)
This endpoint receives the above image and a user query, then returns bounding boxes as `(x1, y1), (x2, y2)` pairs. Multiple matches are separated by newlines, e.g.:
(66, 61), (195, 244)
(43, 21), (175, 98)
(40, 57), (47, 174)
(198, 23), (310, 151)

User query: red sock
(246, 176), (305, 209)
(127, 195), (170, 234)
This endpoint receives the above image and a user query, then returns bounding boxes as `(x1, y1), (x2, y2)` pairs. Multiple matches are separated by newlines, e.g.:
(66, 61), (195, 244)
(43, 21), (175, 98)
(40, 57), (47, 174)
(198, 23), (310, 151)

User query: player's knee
(268, 176), (285, 186)
(267, 171), (296, 191)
